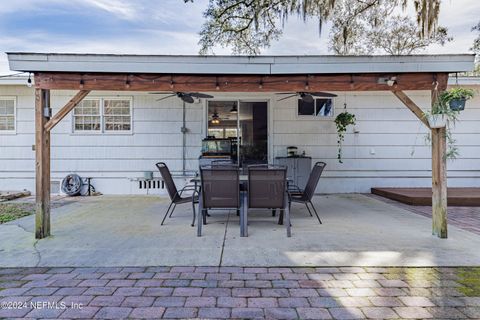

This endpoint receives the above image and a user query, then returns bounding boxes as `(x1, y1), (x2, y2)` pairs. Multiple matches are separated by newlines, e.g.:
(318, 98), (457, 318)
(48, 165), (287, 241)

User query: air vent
(138, 180), (164, 190)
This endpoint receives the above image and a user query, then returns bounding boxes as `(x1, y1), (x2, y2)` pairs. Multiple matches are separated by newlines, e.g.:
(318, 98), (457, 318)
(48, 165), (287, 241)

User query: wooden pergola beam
(44, 90), (90, 132)
(34, 72), (449, 92)
(391, 90), (430, 128)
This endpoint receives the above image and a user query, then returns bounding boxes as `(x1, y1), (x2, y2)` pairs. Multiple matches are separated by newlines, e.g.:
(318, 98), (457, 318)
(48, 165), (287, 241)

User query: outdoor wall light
(27, 73), (32, 87)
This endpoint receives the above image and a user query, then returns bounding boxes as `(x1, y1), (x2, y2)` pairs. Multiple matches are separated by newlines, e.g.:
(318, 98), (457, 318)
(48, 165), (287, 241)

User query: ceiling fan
(277, 92), (337, 103)
(150, 92), (214, 104)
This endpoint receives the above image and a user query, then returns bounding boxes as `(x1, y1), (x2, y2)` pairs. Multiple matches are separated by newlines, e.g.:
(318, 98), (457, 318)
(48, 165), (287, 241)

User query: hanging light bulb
(27, 73), (32, 87)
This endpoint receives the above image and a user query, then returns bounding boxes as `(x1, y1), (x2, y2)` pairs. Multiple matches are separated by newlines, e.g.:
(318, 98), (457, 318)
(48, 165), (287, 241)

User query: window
(104, 99), (131, 131)
(73, 99), (101, 131)
(73, 98), (132, 133)
(297, 98), (334, 118)
(0, 98), (16, 132)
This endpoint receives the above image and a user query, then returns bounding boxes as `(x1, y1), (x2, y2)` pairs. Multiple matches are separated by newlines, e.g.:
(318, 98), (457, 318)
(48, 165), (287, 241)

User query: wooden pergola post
(392, 86), (449, 239)
(34, 89), (91, 239)
(35, 88), (51, 239)
(431, 90), (448, 238)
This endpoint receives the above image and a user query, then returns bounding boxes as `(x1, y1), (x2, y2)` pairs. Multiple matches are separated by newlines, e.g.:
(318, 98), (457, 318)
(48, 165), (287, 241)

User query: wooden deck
(371, 187), (480, 206)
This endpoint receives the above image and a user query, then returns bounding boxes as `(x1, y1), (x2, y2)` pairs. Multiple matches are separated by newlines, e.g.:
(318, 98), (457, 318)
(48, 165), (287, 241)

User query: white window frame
(0, 96), (17, 134)
(102, 97), (133, 134)
(296, 97), (335, 120)
(72, 96), (133, 135)
(72, 98), (102, 134)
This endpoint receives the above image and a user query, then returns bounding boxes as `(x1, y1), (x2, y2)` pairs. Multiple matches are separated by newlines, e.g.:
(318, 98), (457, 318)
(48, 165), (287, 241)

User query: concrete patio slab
(1, 194), (480, 267)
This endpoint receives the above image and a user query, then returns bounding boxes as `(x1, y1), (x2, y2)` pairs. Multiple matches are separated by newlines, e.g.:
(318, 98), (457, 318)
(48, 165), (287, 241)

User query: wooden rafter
(44, 90), (90, 132)
(391, 90), (430, 128)
(34, 72), (449, 92)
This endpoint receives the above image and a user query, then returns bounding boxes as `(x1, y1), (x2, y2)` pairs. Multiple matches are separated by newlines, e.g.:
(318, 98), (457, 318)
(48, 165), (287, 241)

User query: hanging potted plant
(334, 111), (356, 163)
(423, 99), (460, 160)
(440, 87), (475, 111)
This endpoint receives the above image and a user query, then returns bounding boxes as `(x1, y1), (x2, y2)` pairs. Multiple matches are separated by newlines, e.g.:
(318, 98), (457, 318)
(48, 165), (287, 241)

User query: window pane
(104, 100), (131, 131)
(298, 99), (315, 116)
(0, 99), (14, 130)
(316, 98), (333, 117)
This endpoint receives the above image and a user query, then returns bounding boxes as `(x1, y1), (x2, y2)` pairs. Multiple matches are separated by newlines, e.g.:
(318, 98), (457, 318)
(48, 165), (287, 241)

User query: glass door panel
(239, 101), (268, 167)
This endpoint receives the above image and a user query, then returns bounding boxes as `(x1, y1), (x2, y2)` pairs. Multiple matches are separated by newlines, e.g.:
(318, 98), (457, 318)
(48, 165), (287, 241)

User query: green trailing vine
(334, 111), (356, 163)
(440, 87), (475, 101)
(423, 92), (461, 160)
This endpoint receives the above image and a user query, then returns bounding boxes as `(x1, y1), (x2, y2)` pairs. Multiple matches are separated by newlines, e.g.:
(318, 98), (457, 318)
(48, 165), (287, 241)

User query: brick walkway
(368, 194), (480, 236)
(1, 267), (479, 319)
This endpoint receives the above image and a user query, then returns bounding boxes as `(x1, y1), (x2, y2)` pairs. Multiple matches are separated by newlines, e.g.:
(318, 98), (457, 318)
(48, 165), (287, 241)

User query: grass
(457, 267), (480, 296)
(0, 203), (35, 224)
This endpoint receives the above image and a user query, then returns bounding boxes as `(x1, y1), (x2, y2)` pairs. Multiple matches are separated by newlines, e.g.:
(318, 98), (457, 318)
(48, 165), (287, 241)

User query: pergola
(6, 53), (475, 240)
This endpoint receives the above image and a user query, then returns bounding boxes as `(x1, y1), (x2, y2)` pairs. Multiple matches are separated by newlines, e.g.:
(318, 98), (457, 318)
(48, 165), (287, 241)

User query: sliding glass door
(207, 100), (268, 167)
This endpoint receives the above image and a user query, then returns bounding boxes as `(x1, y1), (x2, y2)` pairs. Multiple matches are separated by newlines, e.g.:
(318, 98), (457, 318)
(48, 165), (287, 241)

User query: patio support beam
(391, 90), (430, 128)
(34, 72), (449, 92)
(35, 88), (51, 239)
(44, 90), (90, 132)
(431, 90), (448, 238)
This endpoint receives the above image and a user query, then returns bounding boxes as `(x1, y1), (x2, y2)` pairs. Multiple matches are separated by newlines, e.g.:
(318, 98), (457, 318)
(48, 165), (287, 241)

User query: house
(1, 53), (477, 197)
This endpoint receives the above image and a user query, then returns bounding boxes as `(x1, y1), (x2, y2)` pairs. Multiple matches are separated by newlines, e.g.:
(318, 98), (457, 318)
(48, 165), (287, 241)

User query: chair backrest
(155, 162), (178, 201)
(248, 165), (287, 209)
(302, 162), (326, 201)
(200, 165), (240, 209)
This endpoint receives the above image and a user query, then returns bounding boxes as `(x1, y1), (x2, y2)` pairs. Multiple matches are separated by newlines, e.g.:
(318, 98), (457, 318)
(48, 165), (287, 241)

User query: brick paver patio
(1, 266), (479, 319)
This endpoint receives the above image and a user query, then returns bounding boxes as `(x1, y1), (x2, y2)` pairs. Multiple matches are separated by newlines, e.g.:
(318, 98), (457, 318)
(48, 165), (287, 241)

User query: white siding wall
(272, 90), (480, 193)
(0, 87), (203, 194)
(0, 86), (479, 194)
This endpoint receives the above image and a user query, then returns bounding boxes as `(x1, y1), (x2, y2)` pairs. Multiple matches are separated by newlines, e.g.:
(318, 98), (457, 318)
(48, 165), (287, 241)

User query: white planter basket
(427, 114), (447, 128)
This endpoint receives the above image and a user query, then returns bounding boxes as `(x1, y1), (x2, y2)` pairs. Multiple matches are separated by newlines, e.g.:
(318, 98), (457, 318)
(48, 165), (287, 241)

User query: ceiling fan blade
(149, 92), (172, 94)
(309, 92), (338, 97)
(276, 92), (296, 95)
(156, 94), (176, 101)
(277, 94), (297, 101)
(189, 92), (214, 98)
(302, 94), (314, 103)
(181, 95), (195, 104)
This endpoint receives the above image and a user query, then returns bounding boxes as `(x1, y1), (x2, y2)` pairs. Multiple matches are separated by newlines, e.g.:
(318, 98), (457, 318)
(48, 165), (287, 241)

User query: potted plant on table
(440, 87), (475, 111)
(334, 111), (356, 163)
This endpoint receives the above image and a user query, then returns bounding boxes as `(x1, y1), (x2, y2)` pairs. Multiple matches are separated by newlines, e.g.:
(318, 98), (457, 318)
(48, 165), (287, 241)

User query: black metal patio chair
(247, 165), (290, 237)
(288, 161), (326, 224)
(155, 162), (199, 227)
(198, 165), (241, 236)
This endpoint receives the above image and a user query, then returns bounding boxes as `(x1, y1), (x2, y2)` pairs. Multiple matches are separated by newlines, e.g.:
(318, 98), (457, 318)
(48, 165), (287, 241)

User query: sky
(0, 0), (478, 75)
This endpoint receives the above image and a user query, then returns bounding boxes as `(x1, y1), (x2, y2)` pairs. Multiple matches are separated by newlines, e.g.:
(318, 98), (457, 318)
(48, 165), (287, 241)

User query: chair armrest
(287, 184), (303, 192)
(177, 185), (200, 197)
